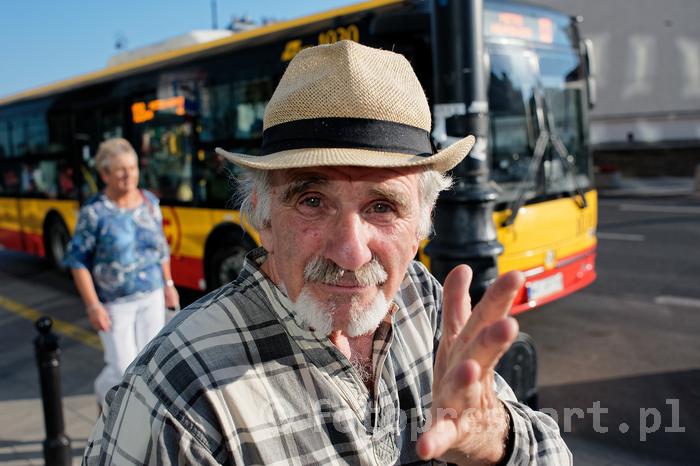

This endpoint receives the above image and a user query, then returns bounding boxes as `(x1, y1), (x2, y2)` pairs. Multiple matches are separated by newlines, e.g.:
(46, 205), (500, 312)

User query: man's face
(259, 165), (423, 336)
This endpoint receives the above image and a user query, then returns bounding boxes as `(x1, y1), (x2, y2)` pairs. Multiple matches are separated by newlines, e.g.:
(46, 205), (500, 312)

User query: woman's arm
(71, 268), (111, 332)
(161, 261), (180, 310)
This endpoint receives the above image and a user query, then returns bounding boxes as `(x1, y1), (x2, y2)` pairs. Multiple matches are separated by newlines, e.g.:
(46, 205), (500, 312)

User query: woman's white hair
(236, 167), (452, 239)
(95, 138), (138, 174)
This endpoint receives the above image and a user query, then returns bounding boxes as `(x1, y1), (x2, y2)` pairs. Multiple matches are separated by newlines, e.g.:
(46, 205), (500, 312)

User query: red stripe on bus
(0, 228), (44, 256)
(510, 246), (597, 315)
(0, 228), (24, 252)
(25, 232), (45, 257)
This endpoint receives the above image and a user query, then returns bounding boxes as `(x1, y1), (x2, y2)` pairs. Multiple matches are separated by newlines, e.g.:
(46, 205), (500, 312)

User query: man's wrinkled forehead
(269, 166), (422, 206)
(271, 164), (422, 181)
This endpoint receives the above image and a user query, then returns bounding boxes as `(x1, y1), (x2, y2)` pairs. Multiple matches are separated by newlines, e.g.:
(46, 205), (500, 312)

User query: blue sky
(0, 1), (357, 98)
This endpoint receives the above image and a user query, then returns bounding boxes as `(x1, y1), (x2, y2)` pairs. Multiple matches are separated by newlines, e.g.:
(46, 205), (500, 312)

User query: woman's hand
(87, 303), (111, 332)
(164, 284), (180, 311)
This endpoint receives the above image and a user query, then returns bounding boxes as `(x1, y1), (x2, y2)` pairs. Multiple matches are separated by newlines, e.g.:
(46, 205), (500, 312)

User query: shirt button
(139, 272), (146, 279)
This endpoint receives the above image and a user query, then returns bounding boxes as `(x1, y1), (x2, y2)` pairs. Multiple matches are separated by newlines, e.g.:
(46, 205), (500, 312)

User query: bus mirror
(582, 38), (597, 109)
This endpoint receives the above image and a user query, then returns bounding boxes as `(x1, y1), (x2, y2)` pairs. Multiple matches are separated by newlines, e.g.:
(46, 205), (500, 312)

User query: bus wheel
(495, 332), (539, 410)
(207, 243), (249, 290)
(45, 217), (70, 271)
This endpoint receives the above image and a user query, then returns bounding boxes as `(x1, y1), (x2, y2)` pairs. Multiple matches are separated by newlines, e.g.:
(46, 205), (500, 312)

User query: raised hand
(417, 265), (525, 465)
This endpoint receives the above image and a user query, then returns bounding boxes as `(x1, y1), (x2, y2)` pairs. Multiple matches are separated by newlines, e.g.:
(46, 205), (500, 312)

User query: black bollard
(34, 316), (72, 466)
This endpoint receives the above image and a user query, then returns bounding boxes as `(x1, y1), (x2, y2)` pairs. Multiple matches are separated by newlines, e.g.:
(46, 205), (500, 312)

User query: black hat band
(260, 117), (435, 156)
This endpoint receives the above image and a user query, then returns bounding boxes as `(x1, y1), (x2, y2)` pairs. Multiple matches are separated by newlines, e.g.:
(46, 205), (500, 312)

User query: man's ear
(259, 228), (273, 253)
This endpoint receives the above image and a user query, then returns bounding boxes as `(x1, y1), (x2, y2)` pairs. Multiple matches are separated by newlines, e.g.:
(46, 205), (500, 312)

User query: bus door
(129, 106), (196, 257)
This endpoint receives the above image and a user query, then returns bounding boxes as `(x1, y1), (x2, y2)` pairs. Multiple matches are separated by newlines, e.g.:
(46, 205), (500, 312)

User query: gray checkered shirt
(83, 248), (571, 465)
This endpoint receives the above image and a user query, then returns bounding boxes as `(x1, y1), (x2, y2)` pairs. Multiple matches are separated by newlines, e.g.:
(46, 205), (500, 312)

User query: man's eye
(301, 197), (321, 208)
(371, 202), (393, 213)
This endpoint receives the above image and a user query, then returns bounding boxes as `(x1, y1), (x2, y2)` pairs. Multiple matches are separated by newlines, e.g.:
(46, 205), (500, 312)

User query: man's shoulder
(99, 279), (296, 463)
(405, 259), (436, 282)
(391, 260), (442, 336)
(131, 279), (288, 385)
(400, 260), (442, 302)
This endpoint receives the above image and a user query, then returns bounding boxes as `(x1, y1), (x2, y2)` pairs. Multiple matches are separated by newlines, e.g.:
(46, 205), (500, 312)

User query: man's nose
(323, 212), (372, 272)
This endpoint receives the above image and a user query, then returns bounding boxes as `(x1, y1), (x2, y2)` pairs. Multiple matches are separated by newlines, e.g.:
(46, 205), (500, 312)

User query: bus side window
(197, 76), (274, 205)
(21, 162), (51, 198)
(0, 164), (20, 195)
(0, 120), (11, 158)
(8, 109), (50, 157)
(200, 78), (273, 143)
(137, 120), (194, 203)
(197, 152), (243, 206)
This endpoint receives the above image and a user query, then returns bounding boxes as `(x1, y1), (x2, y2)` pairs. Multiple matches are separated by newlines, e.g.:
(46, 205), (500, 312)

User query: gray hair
(95, 138), (138, 173)
(236, 167), (452, 239)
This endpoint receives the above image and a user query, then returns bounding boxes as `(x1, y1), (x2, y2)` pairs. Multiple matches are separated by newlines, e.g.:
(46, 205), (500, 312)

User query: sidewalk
(0, 261), (102, 466)
(0, 316), (100, 466)
(0, 396), (96, 466)
(596, 174), (697, 198)
(0, 252), (211, 466)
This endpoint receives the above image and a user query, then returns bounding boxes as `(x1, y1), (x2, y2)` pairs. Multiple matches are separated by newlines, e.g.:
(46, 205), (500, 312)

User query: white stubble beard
(292, 286), (391, 337)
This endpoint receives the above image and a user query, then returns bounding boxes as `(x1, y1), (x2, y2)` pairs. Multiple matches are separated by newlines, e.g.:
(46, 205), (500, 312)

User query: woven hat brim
(216, 135), (474, 173)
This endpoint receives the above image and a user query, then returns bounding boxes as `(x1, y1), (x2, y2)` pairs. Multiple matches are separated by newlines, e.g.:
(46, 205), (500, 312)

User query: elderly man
(83, 41), (571, 465)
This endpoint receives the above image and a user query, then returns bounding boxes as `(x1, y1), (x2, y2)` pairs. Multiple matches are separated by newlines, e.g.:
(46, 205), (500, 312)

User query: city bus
(0, 0), (597, 314)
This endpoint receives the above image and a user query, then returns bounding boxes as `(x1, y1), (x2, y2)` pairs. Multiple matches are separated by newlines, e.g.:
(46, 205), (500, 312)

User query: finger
(458, 271), (524, 345)
(467, 317), (519, 372)
(416, 415), (458, 460)
(436, 358), (482, 408)
(441, 265), (473, 340)
(418, 360), (482, 460)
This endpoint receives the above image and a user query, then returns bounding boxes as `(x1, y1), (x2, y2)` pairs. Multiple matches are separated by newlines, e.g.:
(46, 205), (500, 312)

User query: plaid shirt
(83, 248), (571, 465)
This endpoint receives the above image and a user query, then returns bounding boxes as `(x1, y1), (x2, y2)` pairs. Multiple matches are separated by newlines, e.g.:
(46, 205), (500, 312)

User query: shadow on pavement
(539, 368), (700, 465)
(0, 438), (88, 464)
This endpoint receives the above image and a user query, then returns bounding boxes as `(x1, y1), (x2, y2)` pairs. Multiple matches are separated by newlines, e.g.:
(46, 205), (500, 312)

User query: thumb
(417, 415), (460, 461)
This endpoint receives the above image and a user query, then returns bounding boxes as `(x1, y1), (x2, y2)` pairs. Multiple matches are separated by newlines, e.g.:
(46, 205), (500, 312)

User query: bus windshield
(488, 45), (591, 205)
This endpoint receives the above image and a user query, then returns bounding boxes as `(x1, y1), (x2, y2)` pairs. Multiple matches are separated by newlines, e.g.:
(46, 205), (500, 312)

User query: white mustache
(303, 256), (388, 287)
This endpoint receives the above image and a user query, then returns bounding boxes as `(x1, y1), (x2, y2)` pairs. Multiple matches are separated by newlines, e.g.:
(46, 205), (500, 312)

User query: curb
(597, 188), (695, 199)
(595, 176), (695, 198)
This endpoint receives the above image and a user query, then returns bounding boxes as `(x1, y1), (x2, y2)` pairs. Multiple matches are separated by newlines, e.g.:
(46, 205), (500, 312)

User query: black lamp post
(427, 0), (503, 302)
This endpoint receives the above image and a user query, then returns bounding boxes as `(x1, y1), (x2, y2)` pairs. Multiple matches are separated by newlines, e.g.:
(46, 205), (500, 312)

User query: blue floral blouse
(64, 190), (170, 303)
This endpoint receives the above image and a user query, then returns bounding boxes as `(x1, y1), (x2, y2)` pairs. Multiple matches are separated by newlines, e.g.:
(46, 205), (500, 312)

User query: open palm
(417, 265), (525, 465)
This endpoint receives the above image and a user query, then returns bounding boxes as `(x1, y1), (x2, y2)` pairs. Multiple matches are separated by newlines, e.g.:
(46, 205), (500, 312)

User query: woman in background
(64, 137), (179, 409)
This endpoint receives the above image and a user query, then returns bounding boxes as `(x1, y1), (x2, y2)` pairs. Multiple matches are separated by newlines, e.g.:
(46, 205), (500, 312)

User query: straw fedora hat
(215, 40), (474, 173)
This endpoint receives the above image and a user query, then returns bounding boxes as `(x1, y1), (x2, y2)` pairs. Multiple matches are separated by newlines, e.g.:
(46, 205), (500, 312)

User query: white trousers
(95, 289), (165, 406)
